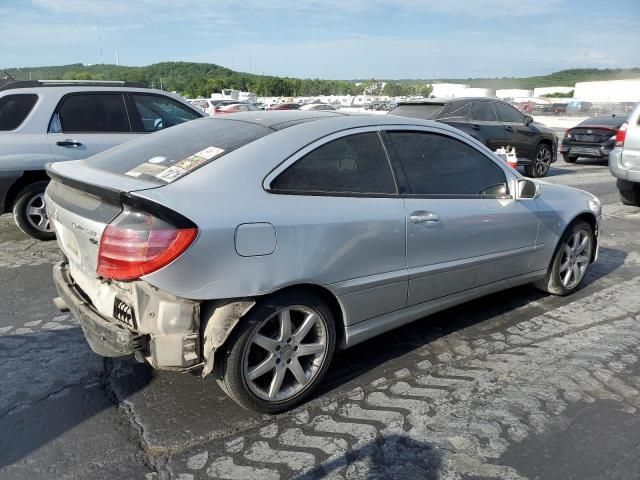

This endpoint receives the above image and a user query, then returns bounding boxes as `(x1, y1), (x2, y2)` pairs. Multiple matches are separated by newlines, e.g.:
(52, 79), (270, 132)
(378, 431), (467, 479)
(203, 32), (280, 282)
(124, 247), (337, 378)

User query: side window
(469, 102), (497, 122)
(439, 102), (471, 121)
(131, 94), (201, 132)
(271, 132), (396, 195)
(54, 94), (130, 133)
(0, 94), (38, 131)
(387, 131), (508, 197)
(493, 102), (525, 123)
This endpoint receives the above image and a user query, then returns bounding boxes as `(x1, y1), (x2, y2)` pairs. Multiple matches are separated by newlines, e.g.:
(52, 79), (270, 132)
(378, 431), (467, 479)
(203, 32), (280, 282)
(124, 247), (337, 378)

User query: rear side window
(388, 131), (507, 197)
(470, 102), (498, 122)
(0, 94), (38, 131)
(131, 94), (201, 132)
(271, 132), (396, 195)
(52, 94), (130, 133)
(390, 104), (444, 120)
(86, 118), (271, 184)
(493, 102), (524, 123)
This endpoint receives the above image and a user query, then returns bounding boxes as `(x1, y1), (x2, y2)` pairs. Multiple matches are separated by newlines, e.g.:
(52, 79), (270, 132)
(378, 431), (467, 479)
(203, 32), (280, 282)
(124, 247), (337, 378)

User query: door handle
(409, 211), (440, 224)
(505, 126), (514, 132)
(56, 140), (83, 148)
(471, 124), (480, 130)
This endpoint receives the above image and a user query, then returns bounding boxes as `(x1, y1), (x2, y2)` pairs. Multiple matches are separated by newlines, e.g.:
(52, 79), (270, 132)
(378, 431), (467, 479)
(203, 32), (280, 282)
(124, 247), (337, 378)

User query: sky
(1, 0), (639, 79)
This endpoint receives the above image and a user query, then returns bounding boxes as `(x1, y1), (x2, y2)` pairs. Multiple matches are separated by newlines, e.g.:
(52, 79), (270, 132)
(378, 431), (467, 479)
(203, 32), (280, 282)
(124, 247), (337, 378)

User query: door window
(0, 94), (38, 131)
(52, 94), (130, 133)
(469, 102), (498, 122)
(271, 132), (397, 195)
(493, 102), (525, 123)
(131, 94), (201, 132)
(387, 131), (508, 197)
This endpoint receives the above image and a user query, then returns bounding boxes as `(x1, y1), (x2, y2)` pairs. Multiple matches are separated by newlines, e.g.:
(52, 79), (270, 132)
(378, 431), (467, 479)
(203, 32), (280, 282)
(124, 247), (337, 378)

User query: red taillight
(615, 122), (628, 147)
(97, 208), (197, 281)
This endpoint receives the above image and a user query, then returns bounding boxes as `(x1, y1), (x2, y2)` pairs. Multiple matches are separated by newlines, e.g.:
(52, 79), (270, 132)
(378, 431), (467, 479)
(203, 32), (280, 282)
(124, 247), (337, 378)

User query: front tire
(562, 154), (578, 163)
(534, 220), (594, 296)
(524, 143), (553, 177)
(12, 181), (55, 241)
(617, 179), (640, 207)
(217, 291), (336, 413)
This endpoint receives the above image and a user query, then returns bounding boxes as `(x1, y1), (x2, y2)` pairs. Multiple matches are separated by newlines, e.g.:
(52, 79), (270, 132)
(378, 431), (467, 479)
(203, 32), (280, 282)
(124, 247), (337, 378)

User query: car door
(47, 92), (140, 161)
(383, 127), (540, 307)
(266, 129), (407, 325)
(493, 101), (536, 159)
(465, 100), (506, 151)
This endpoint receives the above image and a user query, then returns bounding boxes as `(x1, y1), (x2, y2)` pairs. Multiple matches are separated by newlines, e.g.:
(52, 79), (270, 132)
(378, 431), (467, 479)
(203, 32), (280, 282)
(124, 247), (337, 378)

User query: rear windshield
(0, 94), (38, 131)
(389, 104), (444, 120)
(579, 116), (626, 127)
(86, 118), (272, 184)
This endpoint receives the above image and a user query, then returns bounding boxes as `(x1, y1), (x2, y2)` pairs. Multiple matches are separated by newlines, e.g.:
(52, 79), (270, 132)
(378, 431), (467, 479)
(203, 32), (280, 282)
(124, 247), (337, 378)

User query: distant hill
(2, 62), (639, 97)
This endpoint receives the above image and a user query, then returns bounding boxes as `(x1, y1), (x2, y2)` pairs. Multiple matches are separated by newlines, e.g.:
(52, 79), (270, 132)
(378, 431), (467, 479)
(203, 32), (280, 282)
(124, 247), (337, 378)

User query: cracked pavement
(1, 158), (640, 479)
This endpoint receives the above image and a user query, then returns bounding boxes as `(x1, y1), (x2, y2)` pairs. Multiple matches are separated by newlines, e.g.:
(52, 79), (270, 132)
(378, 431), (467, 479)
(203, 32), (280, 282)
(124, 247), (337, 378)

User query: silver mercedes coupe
(46, 111), (602, 412)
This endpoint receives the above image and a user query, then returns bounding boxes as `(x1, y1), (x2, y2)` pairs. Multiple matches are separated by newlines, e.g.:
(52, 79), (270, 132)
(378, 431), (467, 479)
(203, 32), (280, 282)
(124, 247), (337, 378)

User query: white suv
(609, 101), (640, 206)
(0, 80), (203, 239)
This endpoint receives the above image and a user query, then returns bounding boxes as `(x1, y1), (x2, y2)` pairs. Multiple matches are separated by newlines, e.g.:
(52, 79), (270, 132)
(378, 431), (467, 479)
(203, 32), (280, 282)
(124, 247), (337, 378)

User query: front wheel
(535, 220), (594, 296)
(562, 154), (578, 163)
(12, 181), (55, 241)
(217, 291), (336, 413)
(524, 143), (553, 177)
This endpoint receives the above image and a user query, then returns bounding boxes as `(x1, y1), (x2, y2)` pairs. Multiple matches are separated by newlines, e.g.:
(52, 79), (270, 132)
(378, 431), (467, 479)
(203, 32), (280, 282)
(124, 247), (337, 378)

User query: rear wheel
(524, 143), (553, 177)
(12, 181), (55, 241)
(617, 179), (640, 207)
(562, 154), (578, 163)
(217, 291), (336, 413)
(534, 220), (593, 296)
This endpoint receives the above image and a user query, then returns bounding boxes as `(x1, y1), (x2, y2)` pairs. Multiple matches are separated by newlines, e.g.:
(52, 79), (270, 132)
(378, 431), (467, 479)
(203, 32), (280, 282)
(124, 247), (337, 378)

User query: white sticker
(155, 166), (188, 182)
(148, 156), (168, 164)
(194, 146), (225, 160)
(125, 163), (167, 178)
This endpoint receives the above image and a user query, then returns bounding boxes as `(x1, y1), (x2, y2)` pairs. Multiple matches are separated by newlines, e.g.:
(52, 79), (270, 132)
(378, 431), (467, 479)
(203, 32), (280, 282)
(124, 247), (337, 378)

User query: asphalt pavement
(1, 156), (640, 480)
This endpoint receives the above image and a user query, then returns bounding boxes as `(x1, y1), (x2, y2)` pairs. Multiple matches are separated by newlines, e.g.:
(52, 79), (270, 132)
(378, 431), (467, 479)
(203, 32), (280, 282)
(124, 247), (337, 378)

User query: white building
(533, 86), (574, 97)
(430, 83), (470, 98)
(495, 89), (533, 99)
(573, 79), (640, 103)
(465, 87), (492, 97)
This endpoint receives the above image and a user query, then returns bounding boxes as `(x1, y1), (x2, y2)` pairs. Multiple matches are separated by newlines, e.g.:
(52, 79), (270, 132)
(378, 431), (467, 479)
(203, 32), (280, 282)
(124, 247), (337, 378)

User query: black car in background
(389, 98), (558, 177)
(560, 115), (627, 163)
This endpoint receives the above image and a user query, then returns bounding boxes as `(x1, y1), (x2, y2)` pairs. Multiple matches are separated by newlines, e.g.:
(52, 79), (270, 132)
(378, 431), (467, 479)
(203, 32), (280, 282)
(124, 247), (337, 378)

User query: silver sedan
(46, 111), (602, 412)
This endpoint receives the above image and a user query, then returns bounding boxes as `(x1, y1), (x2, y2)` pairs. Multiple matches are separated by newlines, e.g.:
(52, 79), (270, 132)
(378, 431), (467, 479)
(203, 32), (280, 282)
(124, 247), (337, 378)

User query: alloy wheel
(243, 305), (329, 402)
(535, 145), (552, 176)
(559, 229), (591, 289)
(25, 193), (52, 233)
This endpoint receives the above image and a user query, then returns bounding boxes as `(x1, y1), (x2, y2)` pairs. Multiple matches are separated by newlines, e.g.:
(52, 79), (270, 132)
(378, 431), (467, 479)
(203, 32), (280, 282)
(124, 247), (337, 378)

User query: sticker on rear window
(156, 166), (188, 182)
(194, 146), (225, 160)
(125, 163), (167, 178)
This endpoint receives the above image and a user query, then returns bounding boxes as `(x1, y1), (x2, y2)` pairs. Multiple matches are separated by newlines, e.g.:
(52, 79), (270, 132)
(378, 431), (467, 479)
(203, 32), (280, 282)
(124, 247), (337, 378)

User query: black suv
(389, 98), (558, 177)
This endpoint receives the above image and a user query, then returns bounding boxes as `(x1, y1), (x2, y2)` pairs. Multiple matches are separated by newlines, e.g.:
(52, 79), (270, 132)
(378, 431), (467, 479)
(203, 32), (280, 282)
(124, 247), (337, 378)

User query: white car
(300, 103), (336, 111)
(0, 79), (203, 239)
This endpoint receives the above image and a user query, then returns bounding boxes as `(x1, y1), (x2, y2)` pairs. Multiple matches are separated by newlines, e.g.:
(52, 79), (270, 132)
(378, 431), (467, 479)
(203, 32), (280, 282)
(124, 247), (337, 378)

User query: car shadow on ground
(0, 326), (151, 470)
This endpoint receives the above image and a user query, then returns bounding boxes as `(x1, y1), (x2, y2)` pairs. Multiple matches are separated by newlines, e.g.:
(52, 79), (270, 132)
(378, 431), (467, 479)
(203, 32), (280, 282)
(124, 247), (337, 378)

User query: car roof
(209, 110), (451, 131)
(0, 79), (146, 92)
(396, 97), (498, 106)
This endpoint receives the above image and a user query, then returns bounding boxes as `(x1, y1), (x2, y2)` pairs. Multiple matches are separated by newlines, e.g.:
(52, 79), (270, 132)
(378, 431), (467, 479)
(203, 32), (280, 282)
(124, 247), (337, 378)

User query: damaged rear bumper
(53, 262), (145, 357)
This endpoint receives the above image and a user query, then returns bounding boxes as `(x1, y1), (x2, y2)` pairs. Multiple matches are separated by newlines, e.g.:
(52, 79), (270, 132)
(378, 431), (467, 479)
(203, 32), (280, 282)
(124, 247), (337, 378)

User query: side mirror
(518, 179), (540, 199)
(524, 115), (534, 126)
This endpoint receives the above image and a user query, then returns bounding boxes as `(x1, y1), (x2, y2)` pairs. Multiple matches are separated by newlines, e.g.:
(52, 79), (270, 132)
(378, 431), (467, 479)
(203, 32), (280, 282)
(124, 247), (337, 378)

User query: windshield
(86, 118), (272, 184)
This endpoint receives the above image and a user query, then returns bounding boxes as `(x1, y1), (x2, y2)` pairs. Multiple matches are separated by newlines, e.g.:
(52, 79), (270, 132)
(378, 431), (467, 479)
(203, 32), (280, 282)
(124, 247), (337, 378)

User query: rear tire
(562, 154), (578, 163)
(217, 290), (336, 413)
(617, 179), (640, 207)
(534, 220), (593, 296)
(12, 181), (55, 241)
(524, 143), (553, 177)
